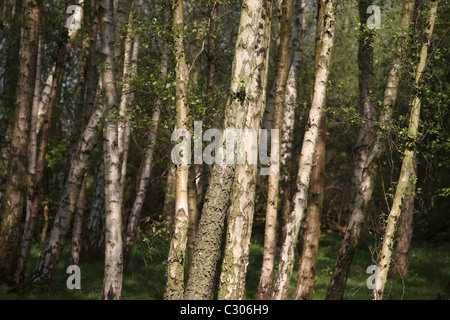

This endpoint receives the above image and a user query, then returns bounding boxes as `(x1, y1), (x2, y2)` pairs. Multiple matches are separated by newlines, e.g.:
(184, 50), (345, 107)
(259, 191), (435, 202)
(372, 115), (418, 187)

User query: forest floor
(0, 230), (449, 300)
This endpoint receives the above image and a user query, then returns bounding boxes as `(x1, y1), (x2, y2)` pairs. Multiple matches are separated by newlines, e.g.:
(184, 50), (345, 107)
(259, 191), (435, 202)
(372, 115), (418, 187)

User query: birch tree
(373, 0), (438, 299)
(184, 0), (271, 300)
(29, 82), (105, 285)
(99, 0), (123, 300)
(0, 0), (41, 284)
(292, 0), (327, 298)
(217, 0), (272, 300)
(326, 0), (416, 300)
(164, 0), (190, 300)
(257, 0), (294, 300)
(271, 0), (337, 300)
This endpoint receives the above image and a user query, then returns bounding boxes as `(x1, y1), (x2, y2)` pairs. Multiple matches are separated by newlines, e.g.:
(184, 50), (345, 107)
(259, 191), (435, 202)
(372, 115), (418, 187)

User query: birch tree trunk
(164, 0), (190, 300)
(0, 0), (41, 284)
(29, 83), (105, 285)
(14, 35), (41, 285)
(292, 115), (326, 300)
(69, 0), (100, 266)
(291, 1), (327, 298)
(257, 0), (293, 300)
(118, 0), (142, 207)
(271, 0), (337, 300)
(70, 173), (87, 266)
(184, 0), (270, 300)
(99, 0), (123, 300)
(326, 0), (415, 300)
(217, 0), (272, 300)
(390, 157), (416, 277)
(278, 0), (306, 239)
(373, 1), (438, 299)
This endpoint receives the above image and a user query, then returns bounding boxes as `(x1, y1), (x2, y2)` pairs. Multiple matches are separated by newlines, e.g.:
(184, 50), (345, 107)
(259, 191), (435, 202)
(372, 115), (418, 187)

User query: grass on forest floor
(1, 231), (449, 300)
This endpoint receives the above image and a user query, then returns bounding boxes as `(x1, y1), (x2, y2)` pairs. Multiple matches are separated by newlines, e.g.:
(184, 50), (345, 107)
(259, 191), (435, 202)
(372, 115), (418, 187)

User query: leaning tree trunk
(326, 0), (415, 300)
(118, 0), (142, 207)
(123, 44), (166, 269)
(28, 82), (105, 285)
(216, 0), (272, 300)
(373, 1), (438, 300)
(23, 35), (68, 277)
(389, 156), (416, 277)
(69, 0), (100, 266)
(271, 0), (337, 300)
(164, 0), (190, 300)
(184, 0), (271, 300)
(256, 0), (293, 300)
(99, 0), (123, 300)
(0, 0), (41, 284)
(291, 0), (327, 298)
(292, 115), (326, 300)
(278, 0), (307, 251)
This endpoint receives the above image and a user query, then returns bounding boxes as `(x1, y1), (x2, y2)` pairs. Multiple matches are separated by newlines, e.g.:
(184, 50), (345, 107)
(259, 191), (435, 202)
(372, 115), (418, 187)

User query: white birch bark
(184, 0), (271, 300)
(271, 0), (337, 300)
(165, 0), (190, 300)
(99, 0), (123, 300)
(217, 0), (272, 300)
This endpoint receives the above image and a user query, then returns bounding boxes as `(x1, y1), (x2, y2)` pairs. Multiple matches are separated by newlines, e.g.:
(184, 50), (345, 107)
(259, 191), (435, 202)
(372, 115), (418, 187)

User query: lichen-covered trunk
(0, 0), (41, 284)
(99, 0), (123, 300)
(326, 0), (415, 300)
(217, 0), (272, 300)
(184, 0), (269, 300)
(292, 115), (326, 300)
(271, 0), (336, 300)
(29, 83), (105, 285)
(82, 161), (105, 262)
(373, 2), (437, 299)
(257, 0), (294, 301)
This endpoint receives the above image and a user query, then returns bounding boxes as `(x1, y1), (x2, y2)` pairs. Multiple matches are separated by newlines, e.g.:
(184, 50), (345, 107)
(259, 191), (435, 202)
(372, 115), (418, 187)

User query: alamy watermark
(66, 5), (83, 32)
(367, 5), (381, 30)
(366, 265), (381, 290)
(66, 265), (81, 290)
(171, 121), (279, 175)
